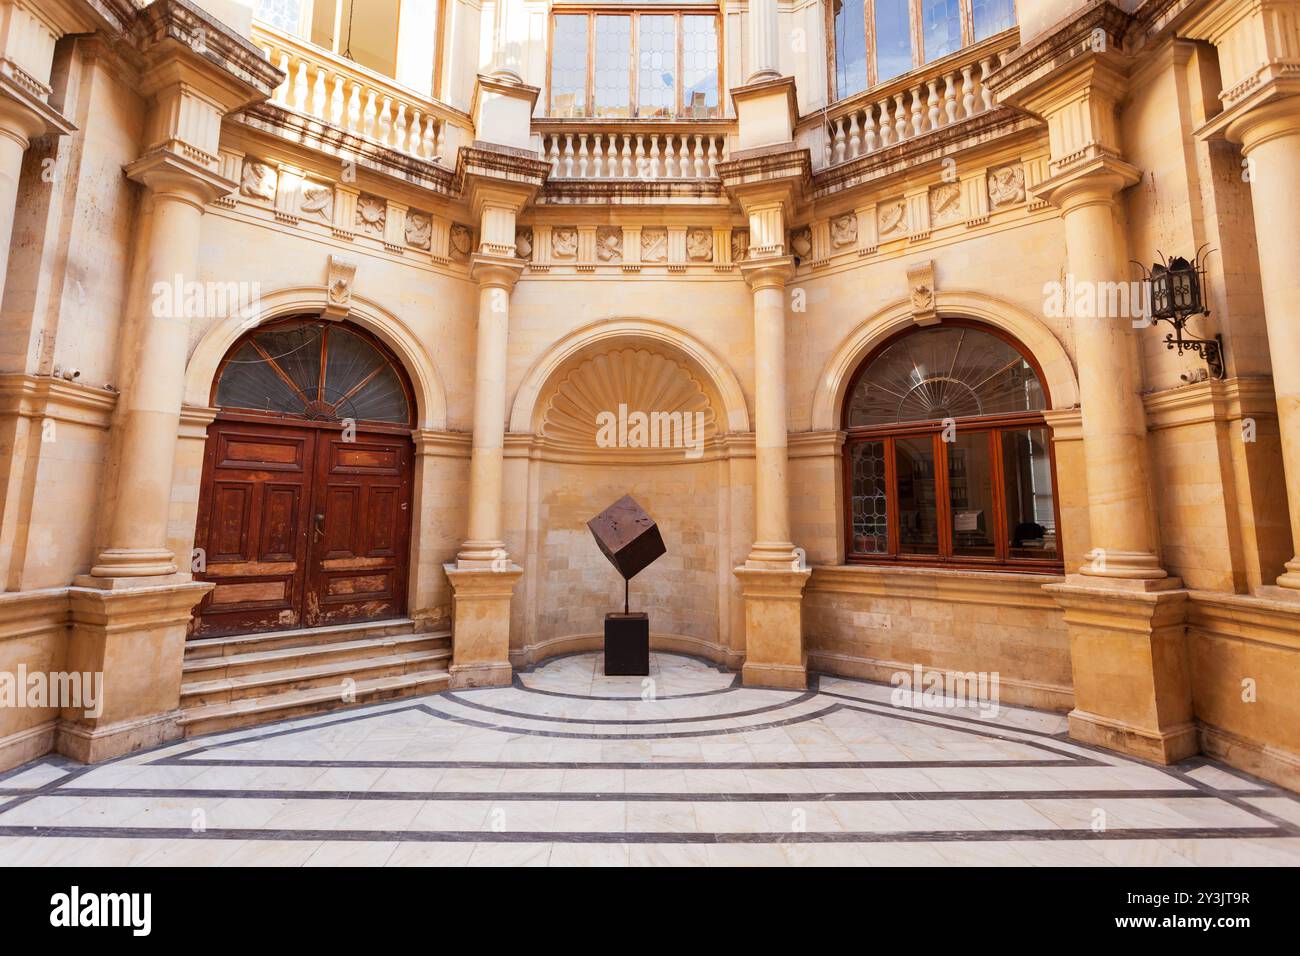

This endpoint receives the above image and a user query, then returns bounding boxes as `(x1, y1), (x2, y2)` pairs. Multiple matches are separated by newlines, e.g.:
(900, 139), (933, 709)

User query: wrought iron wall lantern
(1134, 248), (1225, 380)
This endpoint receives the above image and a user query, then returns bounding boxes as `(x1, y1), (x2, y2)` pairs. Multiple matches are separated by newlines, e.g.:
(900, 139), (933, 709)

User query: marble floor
(2, 652), (1298, 866)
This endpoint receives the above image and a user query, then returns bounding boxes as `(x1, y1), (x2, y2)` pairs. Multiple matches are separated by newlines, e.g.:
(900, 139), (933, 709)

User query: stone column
(444, 254), (525, 688)
(747, 0), (781, 83)
(734, 239), (810, 690)
(1051, 168), (1167, 580)
(457, 257), (523, 568)
(89, 161), (228, 580)
(1221, 101), (1300, 593)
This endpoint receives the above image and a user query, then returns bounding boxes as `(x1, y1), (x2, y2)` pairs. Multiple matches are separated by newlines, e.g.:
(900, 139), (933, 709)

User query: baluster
(848, 111), (862, 159)
(577, 133), (590, 178)
(547, 135), (560, 176)
(831, 117), (846, 164)
(275, 51), (293, 105)
(621, 134), (634, 177)
(663, 134), (678, 177)
(592, 133), (605, 177)
(329, 75), (345, 125)
(893, 93), (908, 143)
(432, 119), (444, 161)
(409, 110), (424, 155)
(911, 85), (925, 137)
(648, 134), (661, 178)
(310, 65), (327, 118)
(693, 134), (705, 178)
(863, 103), (878, 154)
(394, 103), (408, 153)
(876, 100), (892, 147)
(363, 90), (378, 138)
(562, 133), (575, 177)
(346, 82), (362, 132)
(292, 58), (309, 112)
(944, 71), (960, 125)
(634, 134), (647, 177)
(961, 65), (976, 119)
(677, 134), (689, 178)
(980, 58), (996, 112)
(927, 79), (941, 131)
(378, 96), (393, 146)
(706, 135), (719, 177)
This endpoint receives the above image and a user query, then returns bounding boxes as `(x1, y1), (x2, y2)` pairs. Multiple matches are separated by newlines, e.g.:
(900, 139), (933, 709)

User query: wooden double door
(191, 418), (413, 638)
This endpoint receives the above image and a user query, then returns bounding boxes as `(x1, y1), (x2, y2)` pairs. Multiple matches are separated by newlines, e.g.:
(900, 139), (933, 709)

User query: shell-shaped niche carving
(540, 347), (718, 454)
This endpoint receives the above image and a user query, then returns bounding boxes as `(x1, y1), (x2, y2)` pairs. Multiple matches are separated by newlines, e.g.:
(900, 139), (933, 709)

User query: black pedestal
(604, 612), (649, 676)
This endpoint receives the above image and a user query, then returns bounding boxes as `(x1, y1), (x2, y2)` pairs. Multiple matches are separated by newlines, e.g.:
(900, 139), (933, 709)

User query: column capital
(1184, 0), (1300, 129)
(0, 77), (74, 147)
(124, 148), (237, 208)
(739, 256), (796, 292)
(1031, 154), (1142, 211)
(469, 253), (526, 291)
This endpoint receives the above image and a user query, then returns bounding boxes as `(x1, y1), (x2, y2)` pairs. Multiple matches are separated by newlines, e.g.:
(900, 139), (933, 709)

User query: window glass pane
(850, 440), (889, 554)
(681, 16), (720, 118)
(972, 0), (1017, 41)
(873, 0), (914, 83)
(847, 326), (1046, 427)
(895, 436), (939, 554)
(1002, 428), (1058, 560)
(949, 433), (996, 558)
(833, 0), (868, 99)
(256, 0), (303, 33)
(551, 15), (589, 117)
(638, 15), (676, 117)
(921, 0), (963, 62)
(593, 15), (631, 117)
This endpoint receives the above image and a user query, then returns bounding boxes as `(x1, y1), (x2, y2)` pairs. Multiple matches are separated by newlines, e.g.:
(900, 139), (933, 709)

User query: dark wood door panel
(192, 423), (316, 638)
(304, 432), (411, 628)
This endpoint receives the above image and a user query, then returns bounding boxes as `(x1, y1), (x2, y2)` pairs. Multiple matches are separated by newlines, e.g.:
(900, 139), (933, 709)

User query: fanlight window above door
(215, 321), (412, 426)
(846, 325), (1045, 427)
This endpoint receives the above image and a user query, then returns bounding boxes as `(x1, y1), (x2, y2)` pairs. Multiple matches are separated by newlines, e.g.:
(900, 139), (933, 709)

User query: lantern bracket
(1133, 247), (1225, 380)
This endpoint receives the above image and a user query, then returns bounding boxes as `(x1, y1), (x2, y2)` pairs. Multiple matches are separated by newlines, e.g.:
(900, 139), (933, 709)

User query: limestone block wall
(804, 565), (1073, 711)
(1188, 593), (1300, 791)
(0, 590), (69, 771)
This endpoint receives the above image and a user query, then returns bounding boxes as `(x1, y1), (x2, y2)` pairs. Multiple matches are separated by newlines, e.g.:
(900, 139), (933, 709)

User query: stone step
(180, 647), (453, 708)
(177, 668), (451, 737)
(183, 630), (450, 680)
(184, 618), (419, 660)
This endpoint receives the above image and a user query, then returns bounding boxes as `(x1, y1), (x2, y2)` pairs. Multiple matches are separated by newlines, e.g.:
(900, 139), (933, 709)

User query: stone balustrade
(255, 22), (466, 165)
(536, 123), (734, 180)
(819, 37), (1018, 169)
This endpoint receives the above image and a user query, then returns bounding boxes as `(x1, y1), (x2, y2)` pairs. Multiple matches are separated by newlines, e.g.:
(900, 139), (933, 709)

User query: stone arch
(184, 286), (448, 430)
(509, 318), (750, 437)
(810, 291), (1079, 431)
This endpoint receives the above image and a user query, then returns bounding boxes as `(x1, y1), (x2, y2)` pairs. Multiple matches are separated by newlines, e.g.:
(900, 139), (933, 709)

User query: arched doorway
(191, 318), (416, 637)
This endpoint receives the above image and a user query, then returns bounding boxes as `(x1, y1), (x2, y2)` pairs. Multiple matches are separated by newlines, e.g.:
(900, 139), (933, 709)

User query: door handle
(313, 513), (325, 542)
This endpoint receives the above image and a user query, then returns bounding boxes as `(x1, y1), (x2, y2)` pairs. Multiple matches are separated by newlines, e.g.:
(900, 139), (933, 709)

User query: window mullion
(935, 430), (952, 560)
(960, 0), (975, 46)
(910, 0), (923, 70)
(885, 436), (901, 557)
(675, 14), (683, 117)
(990, 428), (1007, 564)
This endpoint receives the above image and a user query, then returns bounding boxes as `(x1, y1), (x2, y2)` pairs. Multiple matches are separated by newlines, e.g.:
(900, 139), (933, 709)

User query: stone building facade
(0, 0), (1297, 791)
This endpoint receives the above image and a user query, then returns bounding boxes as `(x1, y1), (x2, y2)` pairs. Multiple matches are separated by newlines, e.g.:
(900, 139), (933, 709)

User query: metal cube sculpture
(587, 494), (666, 583)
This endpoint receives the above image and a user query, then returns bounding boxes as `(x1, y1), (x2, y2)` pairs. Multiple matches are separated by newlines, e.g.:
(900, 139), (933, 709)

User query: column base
(734, 565), (811, 690)
(1262, 558), (1300, 595)
(56, 710), (182, 764)
(1077, 549), (1168, 580)
(87, 547), (179, 579)
(743, 540), (802, 572)
(453, 540), (512, 571)
(1067, 709), (1198, 765)
(444, 563), (523, 689)
(60, 580), (211, 764)
(1044, 575), (1193, 766)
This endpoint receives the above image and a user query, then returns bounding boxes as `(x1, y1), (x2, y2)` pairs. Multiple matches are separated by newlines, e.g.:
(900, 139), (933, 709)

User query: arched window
(843, 320), (1060, 570)
(213, 319), (413, 428)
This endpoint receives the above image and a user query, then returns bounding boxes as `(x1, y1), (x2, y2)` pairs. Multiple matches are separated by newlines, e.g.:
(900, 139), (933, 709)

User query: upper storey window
(255, 0), (404, 81)
(549, 8), (721, 119)
(831, 0), (1016, 99)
